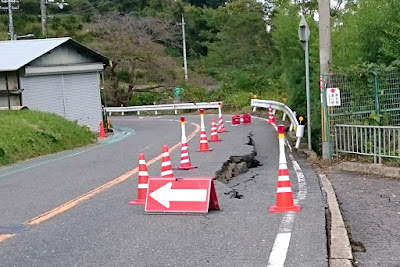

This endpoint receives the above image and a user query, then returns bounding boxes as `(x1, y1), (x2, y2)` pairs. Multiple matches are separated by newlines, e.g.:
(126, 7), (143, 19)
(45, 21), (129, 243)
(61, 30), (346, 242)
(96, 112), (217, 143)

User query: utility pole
(318, 0), (332, 160)
(1, 0), (19, 40)
(181, 14), (188, 81)
(40, 0), (47, 38)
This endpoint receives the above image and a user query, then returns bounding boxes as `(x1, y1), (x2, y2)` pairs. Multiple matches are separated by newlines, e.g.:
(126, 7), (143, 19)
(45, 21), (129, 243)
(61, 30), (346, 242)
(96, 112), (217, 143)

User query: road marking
(0, 234), (13, 242)
(289, 154), (307, 201)
(0, 121), (200, 243)
(267, 213), (296, 267)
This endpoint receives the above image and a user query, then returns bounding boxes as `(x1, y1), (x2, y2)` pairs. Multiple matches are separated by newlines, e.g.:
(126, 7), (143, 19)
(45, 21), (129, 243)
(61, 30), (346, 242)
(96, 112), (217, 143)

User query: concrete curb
(318, 173), (353, 266)
(336, 162), (400, 179)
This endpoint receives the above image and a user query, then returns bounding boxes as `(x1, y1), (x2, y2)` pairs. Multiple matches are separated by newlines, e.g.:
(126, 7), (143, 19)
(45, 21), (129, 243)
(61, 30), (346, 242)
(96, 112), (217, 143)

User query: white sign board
(327, 88), (341, 107)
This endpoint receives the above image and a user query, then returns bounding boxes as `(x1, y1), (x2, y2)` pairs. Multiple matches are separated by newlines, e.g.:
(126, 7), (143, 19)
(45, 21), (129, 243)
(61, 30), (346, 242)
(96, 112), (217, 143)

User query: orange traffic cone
(268, 105), (276, 124)
(99, 121), (107, 138)
(176, 117), (197, 170)
(217, 102), (228, 133)
(209, 118), (221, 142)
(269, 125), (300, 213)
(197, 109), (212, 152)
(161, 145), (174, 177)
(128, 153), (149, 205)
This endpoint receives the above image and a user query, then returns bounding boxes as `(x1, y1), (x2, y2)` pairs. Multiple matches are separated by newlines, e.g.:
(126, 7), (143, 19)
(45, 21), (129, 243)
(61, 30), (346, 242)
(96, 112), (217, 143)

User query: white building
(0, 37), (109, 131)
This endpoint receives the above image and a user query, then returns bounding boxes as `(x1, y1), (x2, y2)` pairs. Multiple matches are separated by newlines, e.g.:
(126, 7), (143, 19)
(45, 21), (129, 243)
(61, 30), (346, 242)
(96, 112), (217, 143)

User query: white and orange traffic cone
(176, 117), (197, 170)
(197, 109), (213, 152)
(99, 121), (107, 138)
(217, 102), (227, 133)
(128, 153), (149, 205)
(161, 145), (174, 177)
(268, 105), (276, 124)
(269, 125), (300, 213)
(209, 118), (221, 142)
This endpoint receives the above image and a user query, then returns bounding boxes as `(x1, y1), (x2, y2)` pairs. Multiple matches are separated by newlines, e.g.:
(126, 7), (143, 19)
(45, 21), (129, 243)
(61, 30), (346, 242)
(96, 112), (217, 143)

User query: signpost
(145, 177), (220, 213)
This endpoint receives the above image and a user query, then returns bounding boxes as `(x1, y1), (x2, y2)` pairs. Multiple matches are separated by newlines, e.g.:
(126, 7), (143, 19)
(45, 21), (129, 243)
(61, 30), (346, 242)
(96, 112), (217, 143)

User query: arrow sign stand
(145, 177), (220, 213)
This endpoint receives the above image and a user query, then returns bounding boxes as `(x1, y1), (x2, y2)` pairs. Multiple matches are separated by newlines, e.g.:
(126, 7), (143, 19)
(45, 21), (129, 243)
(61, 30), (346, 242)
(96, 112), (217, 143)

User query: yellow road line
(0, 121), (200, 242)
(0, 234), (13, 242)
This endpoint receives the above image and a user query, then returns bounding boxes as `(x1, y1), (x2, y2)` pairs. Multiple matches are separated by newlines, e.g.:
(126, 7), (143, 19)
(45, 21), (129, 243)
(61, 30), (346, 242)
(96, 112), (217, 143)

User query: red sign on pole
(145, 177), (220, 213)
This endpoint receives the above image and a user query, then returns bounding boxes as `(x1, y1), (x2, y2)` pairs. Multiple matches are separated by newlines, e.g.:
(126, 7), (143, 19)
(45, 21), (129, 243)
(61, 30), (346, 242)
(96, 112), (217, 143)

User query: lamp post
(298, 13), (311, 151)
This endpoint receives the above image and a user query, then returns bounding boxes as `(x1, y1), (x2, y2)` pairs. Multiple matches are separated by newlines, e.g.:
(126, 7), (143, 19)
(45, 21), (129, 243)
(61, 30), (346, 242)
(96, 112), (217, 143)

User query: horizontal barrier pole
(104, 102), (222, 114)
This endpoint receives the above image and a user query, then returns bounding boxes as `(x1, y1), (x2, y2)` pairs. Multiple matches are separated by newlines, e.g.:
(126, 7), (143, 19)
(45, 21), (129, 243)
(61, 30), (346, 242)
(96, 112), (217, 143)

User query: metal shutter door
(20, 75), (65, 116)
(62, 73), (102, 131)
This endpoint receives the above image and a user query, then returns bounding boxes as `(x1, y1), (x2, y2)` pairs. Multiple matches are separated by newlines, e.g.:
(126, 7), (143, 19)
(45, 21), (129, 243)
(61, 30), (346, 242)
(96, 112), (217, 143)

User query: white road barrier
(104, 102), (222, 116)
(251, 99), (298, 131)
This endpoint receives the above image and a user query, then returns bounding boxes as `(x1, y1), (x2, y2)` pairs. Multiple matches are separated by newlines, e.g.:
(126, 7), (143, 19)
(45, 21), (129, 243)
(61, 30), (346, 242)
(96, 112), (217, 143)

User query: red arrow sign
(145, 177), (220, 213)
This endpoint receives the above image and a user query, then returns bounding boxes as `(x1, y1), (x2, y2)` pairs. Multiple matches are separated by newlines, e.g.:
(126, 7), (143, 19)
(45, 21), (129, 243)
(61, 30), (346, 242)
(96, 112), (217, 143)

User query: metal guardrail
(251, 99), (299, 130)
(104, 102), (222, 116)
(335, 124), (400, 164)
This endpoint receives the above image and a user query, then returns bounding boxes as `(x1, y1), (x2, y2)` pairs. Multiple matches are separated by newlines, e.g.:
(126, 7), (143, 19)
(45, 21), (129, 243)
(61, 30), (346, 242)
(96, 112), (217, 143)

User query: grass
(0, 110), (97, 166)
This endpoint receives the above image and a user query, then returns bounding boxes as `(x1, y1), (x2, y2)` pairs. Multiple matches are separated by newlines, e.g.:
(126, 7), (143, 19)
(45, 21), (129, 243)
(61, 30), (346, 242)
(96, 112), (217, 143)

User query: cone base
(268, 205), (301, 213)
(175, 166), (198, 170)
(209, 139), (221, 142)
(217, 130), (228, 133)
(128, 199), (146, 205)
(196, 148), (213, 152)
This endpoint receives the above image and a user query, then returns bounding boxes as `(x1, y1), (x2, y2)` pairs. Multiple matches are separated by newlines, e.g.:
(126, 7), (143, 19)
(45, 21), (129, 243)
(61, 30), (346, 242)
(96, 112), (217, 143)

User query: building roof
(0, 37), (109, 72)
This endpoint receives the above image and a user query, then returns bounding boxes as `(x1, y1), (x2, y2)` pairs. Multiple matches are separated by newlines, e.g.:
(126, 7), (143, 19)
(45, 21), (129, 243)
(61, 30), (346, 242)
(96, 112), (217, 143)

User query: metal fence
(324, 68), (400, 157)
(336, 124), (400, 164)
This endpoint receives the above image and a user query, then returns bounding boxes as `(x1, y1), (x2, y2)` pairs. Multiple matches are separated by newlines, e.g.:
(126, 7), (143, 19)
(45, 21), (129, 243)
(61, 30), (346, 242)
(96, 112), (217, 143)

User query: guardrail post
(174, 109), (177, 115)
(137, 111), (140, 115)
(252, 106), (257, 112)
(335, 126), (338, 163)
(282, 113), (287, 121)
(378, 128), (382, 164)
(374, 128), (377, 164)
(108, 111), (112, 116)
(155, 110), (158, 115)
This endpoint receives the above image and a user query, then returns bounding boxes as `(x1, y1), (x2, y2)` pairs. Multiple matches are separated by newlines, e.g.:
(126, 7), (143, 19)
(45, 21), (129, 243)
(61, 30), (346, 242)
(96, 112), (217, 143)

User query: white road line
(289, 153), (307, 201)
(267, 213), (296, 267)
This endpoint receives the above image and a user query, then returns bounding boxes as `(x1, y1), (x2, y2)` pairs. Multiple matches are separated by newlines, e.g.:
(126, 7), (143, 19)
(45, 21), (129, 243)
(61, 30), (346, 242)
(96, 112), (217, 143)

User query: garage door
(63, 73), (102, 131)
(20, 73), (102, 131)
(20, 75), (65, 116)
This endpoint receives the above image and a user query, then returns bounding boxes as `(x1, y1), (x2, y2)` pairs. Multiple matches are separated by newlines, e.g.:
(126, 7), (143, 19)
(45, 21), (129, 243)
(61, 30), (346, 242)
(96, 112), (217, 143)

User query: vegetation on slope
(0, 110), (96, 165)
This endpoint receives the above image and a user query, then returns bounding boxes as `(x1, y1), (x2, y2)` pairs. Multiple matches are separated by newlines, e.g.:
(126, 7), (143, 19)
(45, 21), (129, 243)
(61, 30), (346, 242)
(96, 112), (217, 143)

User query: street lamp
(298, 13), (312, 151)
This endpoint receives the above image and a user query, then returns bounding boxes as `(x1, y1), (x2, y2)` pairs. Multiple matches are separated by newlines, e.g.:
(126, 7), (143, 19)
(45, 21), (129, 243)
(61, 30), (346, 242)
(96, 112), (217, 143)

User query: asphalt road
(0, 115), (327, 266)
